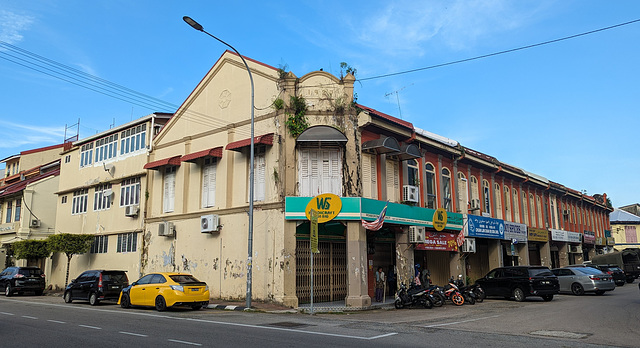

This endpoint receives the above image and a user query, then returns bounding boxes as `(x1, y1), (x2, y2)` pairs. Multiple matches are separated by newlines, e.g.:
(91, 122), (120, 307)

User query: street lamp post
(183, 16), (255, 308)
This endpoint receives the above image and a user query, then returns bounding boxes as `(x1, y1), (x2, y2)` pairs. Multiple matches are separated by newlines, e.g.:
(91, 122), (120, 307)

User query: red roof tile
(143, 155), (182, 170)
(181, 147), (223, 163)
(226, 133), (274, 152)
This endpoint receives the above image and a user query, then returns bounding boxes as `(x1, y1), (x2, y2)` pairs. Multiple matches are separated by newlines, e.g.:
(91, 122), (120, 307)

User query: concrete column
(517, 243), (530, 265)
(345, 221), (370, 308)
(540, 242), (551, 268)
(450, 251), (464, 281)
(395, 227), (414, 288)
(558, 243), (569, 267)
(279, 220), (298, 308)
(488, 239), (502, 269)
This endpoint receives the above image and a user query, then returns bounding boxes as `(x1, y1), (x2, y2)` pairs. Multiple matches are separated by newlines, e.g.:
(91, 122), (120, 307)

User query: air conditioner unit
(200, 214), (220, 233)
(461, 238), (476, 253)
(408, 226), (425, 243)
(31, 219), (41, 228)
(158, 221), (175, 237)
(403, 185), (419, 203)
(569, 245), (583, 253)
(125, 205), (139, 217)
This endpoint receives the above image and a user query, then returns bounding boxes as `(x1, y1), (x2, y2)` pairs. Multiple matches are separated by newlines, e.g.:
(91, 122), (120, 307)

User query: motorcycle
(394, 282), (433, 309)
(425, 285), (446, 307)
(452, 275), (477, 305)
(443, 278), (465, 306)
(468, 283), (485, 303)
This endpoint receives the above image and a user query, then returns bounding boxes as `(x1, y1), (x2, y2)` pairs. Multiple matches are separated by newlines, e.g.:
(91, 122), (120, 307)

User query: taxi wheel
(155, 295), (167, 311)
(120, 294), (131, 308)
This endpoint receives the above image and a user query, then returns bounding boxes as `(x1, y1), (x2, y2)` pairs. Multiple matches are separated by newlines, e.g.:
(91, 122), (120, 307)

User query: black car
(64, 270), (128, 306)
(475, 266), (559, 302)
(587, 264), (626, 286)
(0, 266), (46, 296)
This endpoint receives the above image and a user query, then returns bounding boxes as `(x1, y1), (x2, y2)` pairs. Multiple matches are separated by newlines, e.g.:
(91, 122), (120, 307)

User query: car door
(0, 268), (11, 291)
(146, 274), (168, 303)
(129, 274), (154, 306)
(480, 269), (503, 296)
(556, 269), (574, 292)
(76, 271), (95, 300)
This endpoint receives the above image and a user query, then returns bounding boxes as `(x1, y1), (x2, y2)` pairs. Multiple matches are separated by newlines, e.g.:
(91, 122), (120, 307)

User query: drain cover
(267, 322), (310, 328)
(530, 330), (588, 339)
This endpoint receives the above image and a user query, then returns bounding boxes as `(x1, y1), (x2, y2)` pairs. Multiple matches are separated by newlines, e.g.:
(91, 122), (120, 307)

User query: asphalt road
(0, 282), (638, 347)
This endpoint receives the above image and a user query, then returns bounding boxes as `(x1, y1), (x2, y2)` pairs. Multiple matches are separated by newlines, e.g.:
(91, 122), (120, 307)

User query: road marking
(530, 330), (588, 339)
(47, 320), (66, 324)
(79, 325), (102, 330)
(0, 298), (396, 341)
(120, 331), (148, 337)
(168, 339), (202, 346)
(423, 314), (501, 328)
(0, 312), (14, 315)
(22, 315), (38, 319)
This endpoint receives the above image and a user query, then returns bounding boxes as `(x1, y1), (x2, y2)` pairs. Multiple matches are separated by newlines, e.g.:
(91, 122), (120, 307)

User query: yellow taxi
(118, 272), (210, 311)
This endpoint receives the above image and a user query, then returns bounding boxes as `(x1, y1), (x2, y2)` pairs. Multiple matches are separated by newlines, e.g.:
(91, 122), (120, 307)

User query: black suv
(588, 264), (626, 286)
(64, 270), (128, 305)
(475, 266), (559, 302)
(0, 266), (46, 296)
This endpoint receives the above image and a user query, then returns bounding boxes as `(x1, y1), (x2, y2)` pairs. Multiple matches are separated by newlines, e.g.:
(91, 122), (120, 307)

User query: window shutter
(362, 154), (371, 198)
(386, 159), (398, 202)
(457, 176), (468, 213)
(310, 150), (319, 196)
(300, 149), (310, 197)
(202, 162), (216, 208)
(163, 171), (175, 213)
(255, 153), (266, 201)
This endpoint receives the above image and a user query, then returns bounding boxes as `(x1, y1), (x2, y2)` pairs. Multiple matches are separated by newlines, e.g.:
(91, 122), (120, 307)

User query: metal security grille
(296, 240), (347, 304)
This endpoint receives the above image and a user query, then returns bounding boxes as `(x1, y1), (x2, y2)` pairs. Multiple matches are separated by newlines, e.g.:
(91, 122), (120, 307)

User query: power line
(358, 18), (640, 82)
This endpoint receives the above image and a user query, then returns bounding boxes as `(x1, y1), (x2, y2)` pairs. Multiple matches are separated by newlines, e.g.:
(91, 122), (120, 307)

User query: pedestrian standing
(375, 266), (385, 302)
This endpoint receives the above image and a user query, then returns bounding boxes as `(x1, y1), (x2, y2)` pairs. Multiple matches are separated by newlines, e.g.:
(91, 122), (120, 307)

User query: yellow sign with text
(305, 193), (342, 223)
(433, 208), (447, 231)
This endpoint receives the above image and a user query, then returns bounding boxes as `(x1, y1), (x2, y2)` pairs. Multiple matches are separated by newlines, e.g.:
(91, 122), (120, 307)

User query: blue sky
(1, 1), (638, 207)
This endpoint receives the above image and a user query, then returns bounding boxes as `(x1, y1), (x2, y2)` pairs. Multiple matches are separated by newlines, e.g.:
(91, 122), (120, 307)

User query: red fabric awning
(225, 133), (274, 152)
(143, 155), (182, 170)
(181, 147), (223, 163)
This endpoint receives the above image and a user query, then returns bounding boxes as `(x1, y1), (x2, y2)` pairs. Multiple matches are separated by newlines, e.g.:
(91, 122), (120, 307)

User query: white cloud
(0, 10), (34, 44)
(0, 120), (65, 149)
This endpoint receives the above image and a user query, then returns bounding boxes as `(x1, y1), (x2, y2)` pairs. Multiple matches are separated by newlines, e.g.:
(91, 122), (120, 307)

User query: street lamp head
(183, 16), (204, 31)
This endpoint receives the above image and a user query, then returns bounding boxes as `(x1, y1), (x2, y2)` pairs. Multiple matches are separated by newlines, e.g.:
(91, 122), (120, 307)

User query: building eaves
(73, 113), (172, 147)
(356, 104), (414, 131)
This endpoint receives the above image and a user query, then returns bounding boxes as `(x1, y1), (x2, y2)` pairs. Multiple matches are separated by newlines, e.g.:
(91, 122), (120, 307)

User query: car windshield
(528, 268), (553, 277)
(610, 267), (623, 272)
(103, 272), (128, 282)
(18, 268), (42, 276)
(170, 274), (201, 283)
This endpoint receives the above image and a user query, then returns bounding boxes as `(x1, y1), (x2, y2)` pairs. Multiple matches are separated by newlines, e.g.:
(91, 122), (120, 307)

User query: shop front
(414, 230), (460, 286)
(502, 221), (528, 266)
(550, 229), (582, 267)
(583, 230), (596, 261)
(527, 227), (551, 267)
(464, 215), (504, 283)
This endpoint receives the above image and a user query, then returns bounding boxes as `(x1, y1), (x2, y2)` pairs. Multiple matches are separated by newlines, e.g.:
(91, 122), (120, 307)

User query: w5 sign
(304, 193), (343, 223)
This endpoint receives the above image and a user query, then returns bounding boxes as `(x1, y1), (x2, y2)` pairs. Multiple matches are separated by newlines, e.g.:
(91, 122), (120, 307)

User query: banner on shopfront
(550, 229), (582, 243)
(583, 230), (595, 245)
(528, 228), (549, 242)
(504, 221), (527, 243)
(415, 232), (459, 251)
(595, 237), (605, 246)
(466, 215), (504, 239)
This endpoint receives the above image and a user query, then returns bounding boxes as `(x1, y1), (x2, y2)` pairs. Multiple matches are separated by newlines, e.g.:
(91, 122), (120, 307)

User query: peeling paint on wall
(212, 257), (218, 270)
(224, 258), (245, 279)
(162, 243), (176, 270)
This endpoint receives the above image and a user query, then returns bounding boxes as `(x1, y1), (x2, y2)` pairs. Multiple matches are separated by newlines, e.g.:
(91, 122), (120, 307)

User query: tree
(47, 233), (94, 286)
(12, 240), (51, 260)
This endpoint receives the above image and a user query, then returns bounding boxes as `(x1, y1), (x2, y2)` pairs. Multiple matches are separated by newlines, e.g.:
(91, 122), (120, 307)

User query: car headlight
(170, 285), (184, 292)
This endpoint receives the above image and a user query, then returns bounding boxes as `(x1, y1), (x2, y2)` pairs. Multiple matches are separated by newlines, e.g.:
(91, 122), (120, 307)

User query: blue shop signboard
(467, 215), (505, 239)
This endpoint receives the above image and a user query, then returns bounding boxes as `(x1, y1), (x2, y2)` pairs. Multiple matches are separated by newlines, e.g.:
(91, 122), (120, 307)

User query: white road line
(22, 315), (38, 319)
(79, 325), (102, 330)
(367, 332), (398, 340)
(119, 331), (148, 337)
(423, 314), (501, 328)
(0, 312), (15, 315)
(47, 320), (66, 324)
(168, 339), (202, 346)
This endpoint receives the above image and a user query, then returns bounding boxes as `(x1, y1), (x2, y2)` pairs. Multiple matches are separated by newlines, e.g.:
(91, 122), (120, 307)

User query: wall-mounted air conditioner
(158, 221), (175, 237)
(201, 214), (220, 233)
(462, 238), (476, 253)
(408, 226), (425, 243)
(569, 245), (583, 254)
(403, 185), (419, 203)
(31, 219), (41, 228)
(125, 205), (139, 217)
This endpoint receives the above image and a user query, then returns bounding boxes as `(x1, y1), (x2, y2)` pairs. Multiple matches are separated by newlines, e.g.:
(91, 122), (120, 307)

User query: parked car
(118, 272), (210, 311)
(586, 264), (626, 286)
(0, 266), (46, 296)
(63, 270), (129, 305)
(551, 266), (615, 295)
(475, 266), (559, 302)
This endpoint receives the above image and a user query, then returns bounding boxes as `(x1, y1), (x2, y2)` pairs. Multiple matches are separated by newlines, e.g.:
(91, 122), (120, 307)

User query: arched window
(512, 189), (520, 223)
(521, 191), (528, 225)
(425, 163), (437, 209)
(442, 168), (452, 212)
(482, 179), (491, 214)
(529, 193), (536, 227)
(503, 185), (511, 222)
(470, 176), (480, 213)
(457, 172), (468, 213)
(407, 159), (419, 186)
(494, 183), (503, 219)
(536, 194), (543, 227)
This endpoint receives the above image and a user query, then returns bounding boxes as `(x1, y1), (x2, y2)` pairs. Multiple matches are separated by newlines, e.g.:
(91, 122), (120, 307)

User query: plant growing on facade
(273, 98), (284, 111)
(285, 95), (309, 138)
(339, 62), (357, 79)
(11, 240), (51, 261)
(47, 233), (94, 286)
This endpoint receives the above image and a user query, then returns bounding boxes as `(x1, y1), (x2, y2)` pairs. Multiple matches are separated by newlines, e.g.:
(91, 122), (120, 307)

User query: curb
(207, 304), (248, 311)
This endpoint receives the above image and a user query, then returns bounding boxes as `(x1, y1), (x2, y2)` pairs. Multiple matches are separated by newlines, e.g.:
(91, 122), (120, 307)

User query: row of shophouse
(0, 50), (617, 309)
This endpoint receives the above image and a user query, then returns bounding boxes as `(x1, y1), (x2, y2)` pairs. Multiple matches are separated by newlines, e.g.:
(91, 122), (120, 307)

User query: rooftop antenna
(385, 83), (413, 119)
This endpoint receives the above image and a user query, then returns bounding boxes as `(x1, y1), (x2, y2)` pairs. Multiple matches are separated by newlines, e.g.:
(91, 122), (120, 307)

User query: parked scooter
(425, 285), (446, 307)
(394, 282), (433, 309)
(443, 278), (465, 306)
(452, 275), (477, 305)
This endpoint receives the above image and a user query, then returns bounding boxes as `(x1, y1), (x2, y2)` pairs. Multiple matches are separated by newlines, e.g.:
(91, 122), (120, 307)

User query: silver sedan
(551, 267), (615, 295)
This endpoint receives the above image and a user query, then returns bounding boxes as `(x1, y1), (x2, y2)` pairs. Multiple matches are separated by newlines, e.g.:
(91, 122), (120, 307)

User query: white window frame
(522, 191), (529, 225)
(494, 183), (503, 219)
(483, 179), (491, 215)
(163, 166), (176, 213)
(202, 158), (217, 208)
(362, 153), (378, 199)
(252, 148), (266, 202)
(80, 143), (93, 168)
(90, 235), (108, 254)
(457, 172), (468, 213)
(425, 163), (437, 209)
(94, 133), (118, 163)
(116, 232), (137, 253)
(299, 147), (342, 197)
(442, 168), (452, 212)
(93, 184), (112, 211)
(503, 185), (511, 221)
(72, 189), (89, 215)
(512, 189), (520, 223)
(120, 177), (141, 207)
(120, 124), (147, 156)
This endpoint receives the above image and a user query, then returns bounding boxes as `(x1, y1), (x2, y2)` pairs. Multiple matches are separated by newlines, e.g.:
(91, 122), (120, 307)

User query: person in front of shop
(375, 266), (385, 302)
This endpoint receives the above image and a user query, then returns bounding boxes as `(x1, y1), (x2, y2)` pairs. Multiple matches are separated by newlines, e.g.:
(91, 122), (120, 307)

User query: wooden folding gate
(296, 240), (347, 304)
